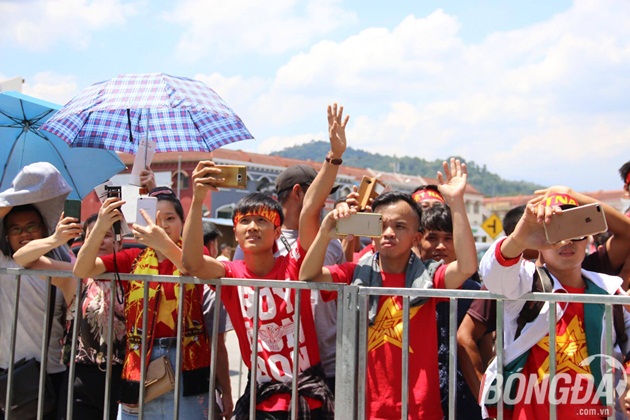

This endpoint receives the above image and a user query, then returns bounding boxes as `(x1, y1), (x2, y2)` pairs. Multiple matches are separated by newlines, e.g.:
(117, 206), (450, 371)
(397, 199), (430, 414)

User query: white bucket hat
(0, 162), (72, 258)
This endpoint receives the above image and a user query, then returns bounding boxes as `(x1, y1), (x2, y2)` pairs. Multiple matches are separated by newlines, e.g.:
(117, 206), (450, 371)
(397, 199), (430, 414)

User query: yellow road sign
(482, 214), (503, 239)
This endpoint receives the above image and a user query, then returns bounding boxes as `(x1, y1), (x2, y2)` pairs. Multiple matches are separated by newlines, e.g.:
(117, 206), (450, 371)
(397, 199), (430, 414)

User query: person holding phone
(478, 192), (630, 419)
(73, 186), (228, 419)
(299, 158), (477, 420)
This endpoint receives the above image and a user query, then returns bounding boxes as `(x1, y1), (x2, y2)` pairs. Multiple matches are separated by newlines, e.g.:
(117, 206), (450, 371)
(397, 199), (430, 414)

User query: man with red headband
(620, 161), (630, 217)
(478, 192), (630, 419)
(412, 184), (446, 208)
(182, 104), (349, 419)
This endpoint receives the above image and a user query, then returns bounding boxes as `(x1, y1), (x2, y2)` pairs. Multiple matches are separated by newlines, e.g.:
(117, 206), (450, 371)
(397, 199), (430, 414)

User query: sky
(2, 0), (630, 193)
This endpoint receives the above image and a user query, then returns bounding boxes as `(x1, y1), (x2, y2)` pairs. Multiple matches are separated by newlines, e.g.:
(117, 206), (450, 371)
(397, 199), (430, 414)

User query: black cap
(275, 164), (339, 195)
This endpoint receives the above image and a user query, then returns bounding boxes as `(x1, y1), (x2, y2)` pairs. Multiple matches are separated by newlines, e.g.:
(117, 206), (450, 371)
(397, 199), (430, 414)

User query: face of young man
(540, 239), (588, 273)
(419, 230), (455, 264)
(372, 200), (421, 261)
(5, 210), (45, 253)
(233, 214), (281, 254)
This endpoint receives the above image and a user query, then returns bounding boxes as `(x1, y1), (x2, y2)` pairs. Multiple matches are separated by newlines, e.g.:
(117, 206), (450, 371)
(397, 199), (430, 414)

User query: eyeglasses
(7, 223), (43, 236)
(149, 187), (176, 198)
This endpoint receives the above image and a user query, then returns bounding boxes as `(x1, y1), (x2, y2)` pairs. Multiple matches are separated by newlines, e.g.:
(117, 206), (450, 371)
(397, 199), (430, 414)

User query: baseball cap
(275, 164), (340, 195)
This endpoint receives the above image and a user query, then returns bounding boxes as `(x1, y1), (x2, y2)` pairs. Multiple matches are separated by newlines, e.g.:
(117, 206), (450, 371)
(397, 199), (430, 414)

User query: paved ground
(225, 330), (247, 404)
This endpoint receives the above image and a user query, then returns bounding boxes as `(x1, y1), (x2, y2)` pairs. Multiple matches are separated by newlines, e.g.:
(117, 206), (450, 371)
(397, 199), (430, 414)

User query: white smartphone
(136, 196), (158, 227)
(543, 202), (608, 243)
(336, 213), (383, 238)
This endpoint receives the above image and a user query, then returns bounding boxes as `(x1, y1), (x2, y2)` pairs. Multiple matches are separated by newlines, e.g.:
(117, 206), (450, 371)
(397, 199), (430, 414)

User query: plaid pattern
(41, 73), (253, 153)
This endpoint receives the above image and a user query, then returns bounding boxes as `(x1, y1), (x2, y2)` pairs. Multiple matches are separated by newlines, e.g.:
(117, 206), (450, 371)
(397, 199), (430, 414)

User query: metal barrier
(2, 266), (630, 420)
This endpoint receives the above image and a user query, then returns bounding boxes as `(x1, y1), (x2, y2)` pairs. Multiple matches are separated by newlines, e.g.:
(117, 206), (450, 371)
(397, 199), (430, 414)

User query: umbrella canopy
(40, 73), (254, 154)
(0, 91), (126, 200)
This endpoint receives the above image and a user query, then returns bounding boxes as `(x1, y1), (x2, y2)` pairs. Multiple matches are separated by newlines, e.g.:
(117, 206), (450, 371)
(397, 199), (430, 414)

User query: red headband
(233, 208), (282, 228)
(544, 193), (578, 208)
(625, 172), (630, 186)
(412, 189), (445, 203)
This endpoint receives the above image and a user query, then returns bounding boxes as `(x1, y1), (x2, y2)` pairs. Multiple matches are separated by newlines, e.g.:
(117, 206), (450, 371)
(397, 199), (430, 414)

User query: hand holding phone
(105, 186), (123, 238)
(63, 200), (82, 221)
(136, 196), (158, 227)
(543, 203), (607, 243)
(336, 213), (383, 238)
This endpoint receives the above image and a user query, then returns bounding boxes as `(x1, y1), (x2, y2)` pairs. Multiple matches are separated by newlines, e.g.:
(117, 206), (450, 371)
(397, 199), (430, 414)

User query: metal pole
(177, 154), (182, 199)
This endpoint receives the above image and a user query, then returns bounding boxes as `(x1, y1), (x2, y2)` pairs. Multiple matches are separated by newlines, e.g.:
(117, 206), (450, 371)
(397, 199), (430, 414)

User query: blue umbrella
(0, 91), (126, 200)
(40, 73), (254, 154)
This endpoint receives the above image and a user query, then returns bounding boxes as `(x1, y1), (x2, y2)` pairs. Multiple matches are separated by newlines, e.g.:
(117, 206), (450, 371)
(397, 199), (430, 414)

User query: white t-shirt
(0, 253), (66, 373)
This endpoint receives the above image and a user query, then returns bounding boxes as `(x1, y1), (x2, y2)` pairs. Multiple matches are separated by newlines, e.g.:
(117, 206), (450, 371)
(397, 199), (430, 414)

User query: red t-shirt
(327, 261), (448, 420)
(100, 247), (205, 338)
(220, 243), (322, 412)
(513, 285), (606, 419)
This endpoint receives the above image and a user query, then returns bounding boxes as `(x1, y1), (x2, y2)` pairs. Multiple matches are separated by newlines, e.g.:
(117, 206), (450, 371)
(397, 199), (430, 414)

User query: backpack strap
(514, 267), (553, 340)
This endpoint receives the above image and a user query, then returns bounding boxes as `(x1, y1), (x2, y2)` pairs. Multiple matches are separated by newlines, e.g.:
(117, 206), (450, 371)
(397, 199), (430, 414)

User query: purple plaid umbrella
(40, 73), (253, 154)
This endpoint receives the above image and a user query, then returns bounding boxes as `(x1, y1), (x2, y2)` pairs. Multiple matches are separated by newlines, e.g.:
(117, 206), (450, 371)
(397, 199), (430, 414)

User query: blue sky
(2, 0), (629, 192)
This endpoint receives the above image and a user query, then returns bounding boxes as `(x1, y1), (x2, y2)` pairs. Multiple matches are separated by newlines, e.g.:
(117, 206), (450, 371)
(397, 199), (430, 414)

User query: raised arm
(13, 213), (82, 269)
(74, 197), (124, 279)
(133, 209), (186, 273)
(437, 158), (478, 288)
(535, 186), (630, 271)
(181, 161), (226, 279)
(300, 208), (352, 282)
(299, 103), (349, 252)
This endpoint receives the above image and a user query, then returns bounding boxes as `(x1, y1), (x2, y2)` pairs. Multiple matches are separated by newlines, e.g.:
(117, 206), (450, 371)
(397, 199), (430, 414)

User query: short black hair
(503, 205), (526, 236)
(149, 187), (185, 222)
(203, 222), (222, 244)
(371, 191), (422, 227)
(620, 161), (630, 183)
(420, 203), (452, 234)
(82, 213), (99, 242)
(233, 192), (284, 226)
(4, 204), (45, 231)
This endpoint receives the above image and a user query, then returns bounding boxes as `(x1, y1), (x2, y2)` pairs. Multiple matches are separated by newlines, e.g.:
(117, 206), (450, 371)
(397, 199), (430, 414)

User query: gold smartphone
(336, 213), (383, 238)
(216, 165), (247, 189)
(543, 203), (608, 243)
(356, 176), (386, 211)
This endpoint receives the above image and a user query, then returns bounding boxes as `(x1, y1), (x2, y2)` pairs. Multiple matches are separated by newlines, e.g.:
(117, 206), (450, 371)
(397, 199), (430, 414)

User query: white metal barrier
(2, 267), (630, 420)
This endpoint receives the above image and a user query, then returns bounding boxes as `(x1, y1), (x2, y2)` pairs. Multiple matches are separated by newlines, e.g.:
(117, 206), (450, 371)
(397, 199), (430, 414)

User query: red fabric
(495, 238), (522, 267)
(219, 241), (322, 412)
(514, 285), (605, 419)
(327, 262), (447, 420)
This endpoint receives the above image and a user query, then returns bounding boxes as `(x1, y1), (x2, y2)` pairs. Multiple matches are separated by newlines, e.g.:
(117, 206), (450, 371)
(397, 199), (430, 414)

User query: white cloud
(22, 72), (80, 105)
(239, 0), (630, 190)
(165, 0), (357, 59)
(0, 0), (142, 50)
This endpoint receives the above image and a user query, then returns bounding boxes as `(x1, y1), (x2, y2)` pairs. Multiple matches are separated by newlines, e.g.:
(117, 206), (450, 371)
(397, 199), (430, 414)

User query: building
(80, 148), (487, 241)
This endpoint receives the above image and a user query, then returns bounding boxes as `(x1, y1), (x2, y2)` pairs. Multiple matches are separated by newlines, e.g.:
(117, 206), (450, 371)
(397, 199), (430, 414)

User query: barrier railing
(2, 266), (630, 420)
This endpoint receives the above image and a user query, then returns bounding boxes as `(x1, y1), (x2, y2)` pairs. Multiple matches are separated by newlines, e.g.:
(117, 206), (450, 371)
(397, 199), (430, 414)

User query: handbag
(144, 355), (175, 403)
(0, 287), (58, 419)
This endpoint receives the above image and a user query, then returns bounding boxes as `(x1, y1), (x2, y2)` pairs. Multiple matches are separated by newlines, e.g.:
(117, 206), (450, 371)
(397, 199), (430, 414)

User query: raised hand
(191, 160), (223, 201)
(436, 158), (467, 204)
(52, 213), (83, 246)
(132, 209), (173, 251)
(327, 103), (349, 159)
(94, 197), (125, 234)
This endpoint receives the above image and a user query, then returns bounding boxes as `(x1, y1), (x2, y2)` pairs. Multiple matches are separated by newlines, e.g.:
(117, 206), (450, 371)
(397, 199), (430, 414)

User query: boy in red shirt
(299, 158), (478, 420)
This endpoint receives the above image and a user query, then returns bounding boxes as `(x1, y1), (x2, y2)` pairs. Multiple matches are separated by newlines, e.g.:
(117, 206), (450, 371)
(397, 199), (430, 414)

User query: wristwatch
(325, 153), (343, 165)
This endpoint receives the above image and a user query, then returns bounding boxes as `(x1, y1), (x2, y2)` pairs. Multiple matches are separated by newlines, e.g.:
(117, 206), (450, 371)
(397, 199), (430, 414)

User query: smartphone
(105, 185), (122, 199)
(336, 213), (383, 238)
(63, 200), (82, 221)
(216, 165), (247, 189)
(356, 176), (386, 211)
(543, 203), (608, 243)
(136, 196), (158, 227)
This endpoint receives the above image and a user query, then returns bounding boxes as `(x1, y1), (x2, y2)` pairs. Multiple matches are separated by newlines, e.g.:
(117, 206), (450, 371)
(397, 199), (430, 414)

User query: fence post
(335, 285), (359, 419)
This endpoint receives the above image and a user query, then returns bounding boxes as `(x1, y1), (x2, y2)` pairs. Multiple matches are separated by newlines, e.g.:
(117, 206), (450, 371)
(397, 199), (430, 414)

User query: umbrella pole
(126, 108), (133, 143)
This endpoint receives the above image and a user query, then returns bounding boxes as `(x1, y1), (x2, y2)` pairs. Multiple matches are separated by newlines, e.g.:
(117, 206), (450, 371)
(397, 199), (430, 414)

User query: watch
(325, 154), (343, 165)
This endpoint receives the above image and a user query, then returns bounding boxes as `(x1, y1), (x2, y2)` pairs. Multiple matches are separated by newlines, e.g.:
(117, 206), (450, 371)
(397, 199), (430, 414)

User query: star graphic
(367, 297), (422, 353)
(535, 314), (591, 382)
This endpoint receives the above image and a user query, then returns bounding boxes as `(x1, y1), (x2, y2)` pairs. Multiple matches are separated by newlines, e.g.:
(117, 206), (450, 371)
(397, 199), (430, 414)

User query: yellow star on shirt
(535, 314), (591, 382)
(367, 297), (422, 353)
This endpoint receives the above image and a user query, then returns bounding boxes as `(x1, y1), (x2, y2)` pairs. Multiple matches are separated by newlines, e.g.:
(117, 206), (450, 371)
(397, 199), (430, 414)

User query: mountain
(271, 141), (544, 197)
